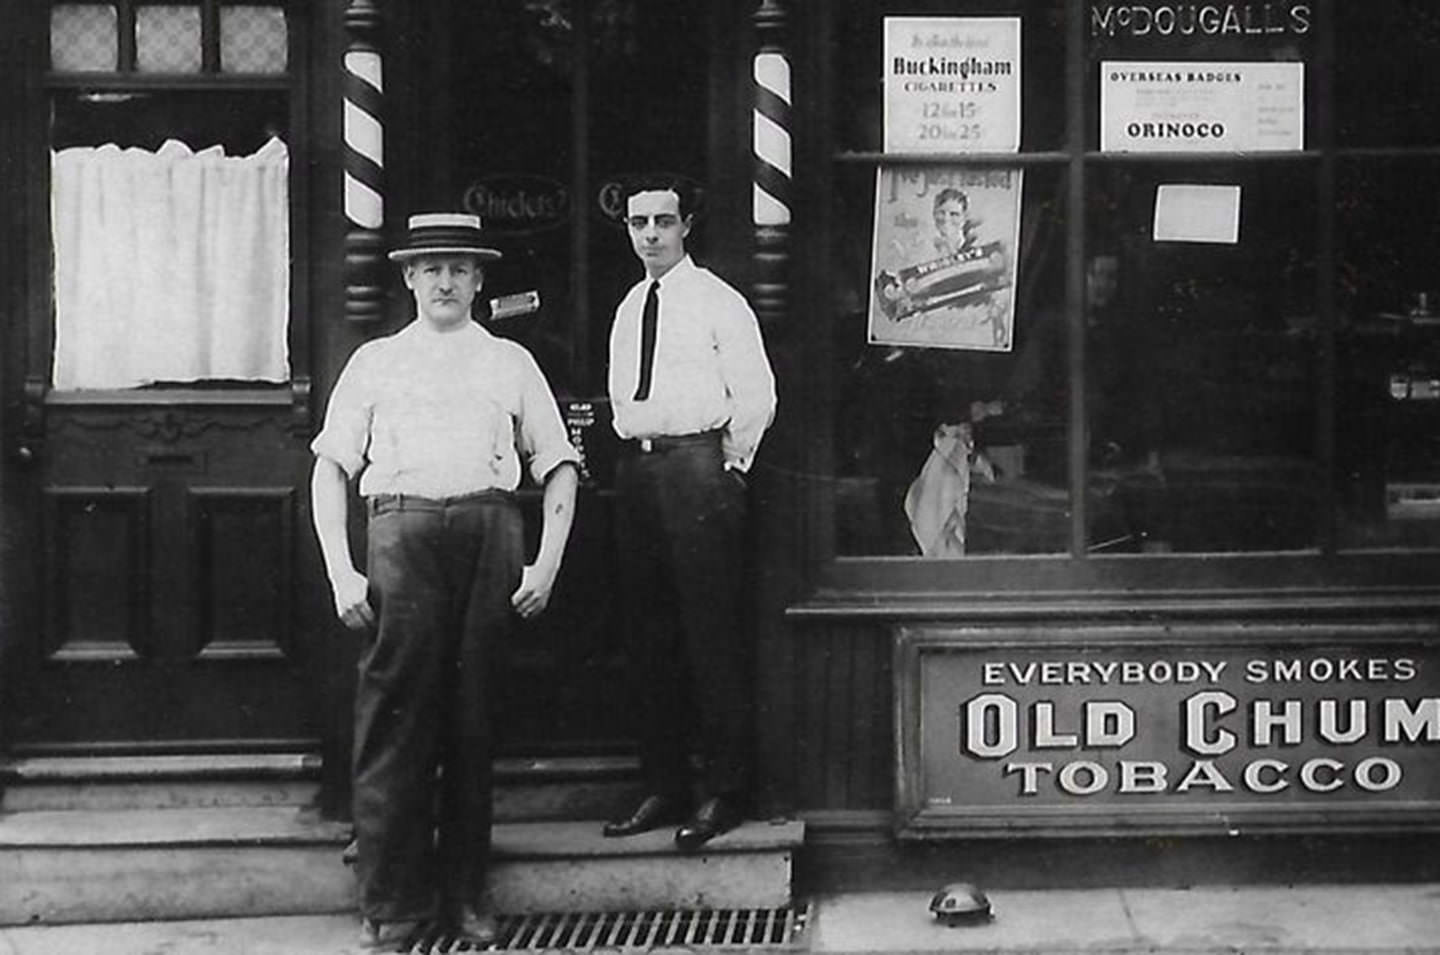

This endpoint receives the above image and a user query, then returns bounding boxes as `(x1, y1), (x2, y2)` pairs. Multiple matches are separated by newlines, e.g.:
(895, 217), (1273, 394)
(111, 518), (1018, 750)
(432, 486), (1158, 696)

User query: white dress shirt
(607, 256), (777, 472)
(312, 320), (579, 498)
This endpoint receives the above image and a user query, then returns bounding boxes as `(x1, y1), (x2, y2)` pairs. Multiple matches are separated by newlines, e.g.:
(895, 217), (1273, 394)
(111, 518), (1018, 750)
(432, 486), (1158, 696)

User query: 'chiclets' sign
(896, 627), (1440, 837)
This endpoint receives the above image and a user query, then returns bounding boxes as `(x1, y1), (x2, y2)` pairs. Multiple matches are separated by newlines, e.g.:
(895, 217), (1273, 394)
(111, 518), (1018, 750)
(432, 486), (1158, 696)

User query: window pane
(51, 4), (118, 72)
(1336, 2), (1440, 148)
(1337, 158), (1440, 548)
(221, 5), (288, 74)
(1086, 162), (1320, 553)
(137, 5), (202, 73)
(831, 163), (1069, 556)
(833, 0), (1066, 154)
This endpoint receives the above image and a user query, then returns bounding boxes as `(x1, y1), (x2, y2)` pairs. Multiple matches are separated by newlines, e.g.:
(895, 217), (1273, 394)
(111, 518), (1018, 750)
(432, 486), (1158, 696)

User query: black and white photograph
(1, 2), (1439, 954)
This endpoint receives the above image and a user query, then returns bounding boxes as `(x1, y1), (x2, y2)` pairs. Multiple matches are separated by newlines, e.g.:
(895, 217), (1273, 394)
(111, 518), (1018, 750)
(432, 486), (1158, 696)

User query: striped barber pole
(343, 0), (385, 322)
(752, 50), (792, 227)
(343, 48), (384, 231)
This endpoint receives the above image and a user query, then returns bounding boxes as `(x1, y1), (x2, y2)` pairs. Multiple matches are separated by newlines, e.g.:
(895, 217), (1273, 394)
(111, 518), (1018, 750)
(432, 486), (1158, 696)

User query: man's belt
(619, 429), (723, 455)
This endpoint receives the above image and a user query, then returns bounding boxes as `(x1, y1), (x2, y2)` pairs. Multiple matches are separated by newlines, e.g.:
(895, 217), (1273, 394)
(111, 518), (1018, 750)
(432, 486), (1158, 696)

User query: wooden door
(0, 0), (323, 755)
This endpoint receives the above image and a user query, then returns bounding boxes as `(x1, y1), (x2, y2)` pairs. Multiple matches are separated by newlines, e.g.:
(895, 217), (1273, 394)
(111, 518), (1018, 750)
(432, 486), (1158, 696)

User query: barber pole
(344, 0), (385, 322)
(751, 0), (791, 328)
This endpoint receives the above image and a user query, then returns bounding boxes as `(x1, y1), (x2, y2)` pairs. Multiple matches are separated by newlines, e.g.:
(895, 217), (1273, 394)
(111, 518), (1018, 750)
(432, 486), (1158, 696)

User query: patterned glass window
(136, 5), (202, 73)
(51, 4), (118, 72)
(220, 5), (287, 74)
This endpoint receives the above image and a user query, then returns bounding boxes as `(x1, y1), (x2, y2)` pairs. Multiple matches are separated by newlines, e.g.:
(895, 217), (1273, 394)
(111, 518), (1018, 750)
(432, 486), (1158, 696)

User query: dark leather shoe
(674, 796), (743, 852)
(602, 793), (687, 838)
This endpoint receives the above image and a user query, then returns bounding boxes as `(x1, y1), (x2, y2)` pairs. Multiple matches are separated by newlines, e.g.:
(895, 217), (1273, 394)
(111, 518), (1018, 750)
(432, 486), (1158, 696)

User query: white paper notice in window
(1153, 184), (1241, 244)
(883, 18), (1021, 154)
(1101, 61), (1304, 153)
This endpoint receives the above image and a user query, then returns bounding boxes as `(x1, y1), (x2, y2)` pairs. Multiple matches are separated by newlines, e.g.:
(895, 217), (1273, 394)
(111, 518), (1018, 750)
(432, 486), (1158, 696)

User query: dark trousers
(353, 492), (522, 922)
(614, 433), (752, 802)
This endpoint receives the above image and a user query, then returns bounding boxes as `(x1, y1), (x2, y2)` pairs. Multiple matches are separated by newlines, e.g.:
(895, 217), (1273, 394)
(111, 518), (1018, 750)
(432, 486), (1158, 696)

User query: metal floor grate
(391, 905), (809, 953)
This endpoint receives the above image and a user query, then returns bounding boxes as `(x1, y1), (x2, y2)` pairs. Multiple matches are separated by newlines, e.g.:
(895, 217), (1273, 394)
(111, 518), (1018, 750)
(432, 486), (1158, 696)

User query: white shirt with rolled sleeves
(312, 320), (579, 498)
(607, 255), (776, 473)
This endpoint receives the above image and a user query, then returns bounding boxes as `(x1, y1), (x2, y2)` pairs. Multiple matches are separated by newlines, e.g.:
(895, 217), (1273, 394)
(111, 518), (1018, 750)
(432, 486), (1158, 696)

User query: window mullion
(201, 0), (220, 73)
(117, 0), (137, 72)
(1065, 0), (1088, 558)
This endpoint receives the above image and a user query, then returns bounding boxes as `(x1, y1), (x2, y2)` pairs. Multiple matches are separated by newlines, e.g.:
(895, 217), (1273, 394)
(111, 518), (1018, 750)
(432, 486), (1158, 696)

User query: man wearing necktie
(602, 177), (777, 850)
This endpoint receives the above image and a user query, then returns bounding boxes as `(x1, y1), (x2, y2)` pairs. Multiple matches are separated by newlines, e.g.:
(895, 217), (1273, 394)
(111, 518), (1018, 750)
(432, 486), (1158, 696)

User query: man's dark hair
(622, 174), (698, 221)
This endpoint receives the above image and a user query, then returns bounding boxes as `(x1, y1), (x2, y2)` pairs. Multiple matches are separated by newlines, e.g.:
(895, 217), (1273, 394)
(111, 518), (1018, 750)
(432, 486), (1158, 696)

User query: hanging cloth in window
(51, 137), (290, 389)
(904, 422), (974, 557)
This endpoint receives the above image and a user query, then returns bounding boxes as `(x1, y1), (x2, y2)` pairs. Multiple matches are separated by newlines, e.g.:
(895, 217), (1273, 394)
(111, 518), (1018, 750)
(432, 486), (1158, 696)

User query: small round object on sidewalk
(929, 882), (993, 926)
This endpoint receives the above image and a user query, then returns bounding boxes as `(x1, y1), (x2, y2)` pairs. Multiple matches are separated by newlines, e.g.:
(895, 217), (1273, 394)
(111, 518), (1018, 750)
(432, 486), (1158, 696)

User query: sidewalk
(1, 885), (1437, 954)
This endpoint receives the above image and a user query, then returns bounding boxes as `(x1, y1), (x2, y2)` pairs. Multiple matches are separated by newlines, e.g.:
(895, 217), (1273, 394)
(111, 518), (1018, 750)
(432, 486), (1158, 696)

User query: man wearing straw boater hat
(310, 212), (580, 949)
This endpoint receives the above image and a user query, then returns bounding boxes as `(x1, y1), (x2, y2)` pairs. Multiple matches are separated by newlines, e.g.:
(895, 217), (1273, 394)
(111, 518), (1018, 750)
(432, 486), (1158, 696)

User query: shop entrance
(419, 0), (739, 755)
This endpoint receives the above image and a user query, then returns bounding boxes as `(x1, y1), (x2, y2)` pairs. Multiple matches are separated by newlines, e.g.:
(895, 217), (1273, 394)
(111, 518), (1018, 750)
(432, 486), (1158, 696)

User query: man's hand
(511, 562), (559, 619)
(330, 567), (374, 631)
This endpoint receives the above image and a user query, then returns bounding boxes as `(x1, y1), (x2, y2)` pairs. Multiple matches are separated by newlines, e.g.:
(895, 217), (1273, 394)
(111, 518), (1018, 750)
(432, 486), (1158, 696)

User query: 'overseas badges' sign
(896, 627), (1440, 837)
(884, 18), (1021, 153)
(1100, 61), (1304, 152)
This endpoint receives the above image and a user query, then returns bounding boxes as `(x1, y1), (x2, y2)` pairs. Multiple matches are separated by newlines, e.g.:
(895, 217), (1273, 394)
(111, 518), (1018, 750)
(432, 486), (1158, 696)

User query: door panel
(9, 400), (320, 751)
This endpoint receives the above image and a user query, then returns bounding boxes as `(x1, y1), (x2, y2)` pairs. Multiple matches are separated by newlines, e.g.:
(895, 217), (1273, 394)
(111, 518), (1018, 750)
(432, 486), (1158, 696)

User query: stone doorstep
(0, 808), (804, 925)
(0, 753), (324, 813)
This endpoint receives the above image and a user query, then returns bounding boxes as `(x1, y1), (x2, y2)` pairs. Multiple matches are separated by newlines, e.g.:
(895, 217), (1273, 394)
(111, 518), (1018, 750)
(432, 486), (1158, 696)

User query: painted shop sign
(1090, 3), (1313, 39)
(462, 175), (569, 234)
(883, 17), (1021, 154)
(1100, 61), (1303, 152)
(895, 625), (1440, 837)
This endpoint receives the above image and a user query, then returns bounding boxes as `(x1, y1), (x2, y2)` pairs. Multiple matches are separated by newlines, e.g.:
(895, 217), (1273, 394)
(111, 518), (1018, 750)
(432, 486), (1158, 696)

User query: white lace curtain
(51, 137), (290, 390)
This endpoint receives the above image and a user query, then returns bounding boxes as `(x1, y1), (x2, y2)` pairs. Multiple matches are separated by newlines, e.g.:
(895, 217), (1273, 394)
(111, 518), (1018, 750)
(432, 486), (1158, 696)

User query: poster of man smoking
(868, 165), (1022, 352)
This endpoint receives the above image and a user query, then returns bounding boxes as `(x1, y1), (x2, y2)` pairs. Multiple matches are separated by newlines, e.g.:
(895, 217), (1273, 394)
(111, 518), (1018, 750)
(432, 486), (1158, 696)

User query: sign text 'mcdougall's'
(1091, 3), (1312, 38)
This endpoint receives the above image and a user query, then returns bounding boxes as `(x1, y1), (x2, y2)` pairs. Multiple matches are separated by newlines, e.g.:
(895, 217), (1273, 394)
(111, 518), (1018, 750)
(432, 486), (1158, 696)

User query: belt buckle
(639, 438), (654, 453)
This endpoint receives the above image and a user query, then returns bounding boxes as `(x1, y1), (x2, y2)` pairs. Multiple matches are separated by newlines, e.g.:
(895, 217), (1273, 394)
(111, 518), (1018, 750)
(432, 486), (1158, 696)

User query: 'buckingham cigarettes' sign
(883, 18), (1021, 154)
(896, 626), (1440, 837)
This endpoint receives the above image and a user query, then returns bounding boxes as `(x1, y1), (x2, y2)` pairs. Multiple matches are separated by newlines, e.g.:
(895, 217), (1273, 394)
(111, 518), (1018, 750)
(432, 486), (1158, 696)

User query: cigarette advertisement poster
(883, 17), (1021, 153)
(897, 627), (1440, 836)
(1101, 61), (1304, 152)
(868, 166), (1021, 352)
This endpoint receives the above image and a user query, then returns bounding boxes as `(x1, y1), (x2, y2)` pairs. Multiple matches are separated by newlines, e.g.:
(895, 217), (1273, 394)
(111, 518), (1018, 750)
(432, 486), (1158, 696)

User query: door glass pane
(587, 0), (710, 386)
(1086, 162), (1320, 553)
(136, 5), (202, 73)
(452, 1), (577, 393)
(51, 4), (118, 72)
(51, 91), (291, 388)
(1337, 157), (1440, 548)
(221, 5), (288, 74)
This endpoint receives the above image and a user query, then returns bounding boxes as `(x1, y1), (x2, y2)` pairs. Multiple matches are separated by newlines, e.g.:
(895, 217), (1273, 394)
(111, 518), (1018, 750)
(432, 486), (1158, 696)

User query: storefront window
(819, 1), (1439, 561)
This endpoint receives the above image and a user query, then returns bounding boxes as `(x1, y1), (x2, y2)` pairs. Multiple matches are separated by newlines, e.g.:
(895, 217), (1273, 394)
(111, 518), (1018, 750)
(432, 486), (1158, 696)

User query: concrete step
(488, 819), (805, 914)
(0, 807), (804, 926)
(0, 754), (322, 813)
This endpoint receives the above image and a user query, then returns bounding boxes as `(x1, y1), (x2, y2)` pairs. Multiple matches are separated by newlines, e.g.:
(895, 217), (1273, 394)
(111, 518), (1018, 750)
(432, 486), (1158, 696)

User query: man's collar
(648, 254), (696, 287)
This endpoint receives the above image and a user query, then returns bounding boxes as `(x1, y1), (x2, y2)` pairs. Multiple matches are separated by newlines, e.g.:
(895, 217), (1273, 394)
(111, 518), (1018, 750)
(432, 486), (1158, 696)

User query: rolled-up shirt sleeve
(310, 346), (373, 479)
(516, 352), (582, 485)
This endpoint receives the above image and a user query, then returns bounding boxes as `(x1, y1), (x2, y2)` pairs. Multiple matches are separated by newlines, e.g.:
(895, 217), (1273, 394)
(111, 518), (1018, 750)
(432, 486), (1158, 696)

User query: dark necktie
(633, 280), (660, 401)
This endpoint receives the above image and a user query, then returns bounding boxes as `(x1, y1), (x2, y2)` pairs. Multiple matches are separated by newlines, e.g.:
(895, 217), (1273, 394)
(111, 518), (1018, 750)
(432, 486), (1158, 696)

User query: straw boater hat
(387, 212), (503, 262)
